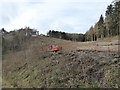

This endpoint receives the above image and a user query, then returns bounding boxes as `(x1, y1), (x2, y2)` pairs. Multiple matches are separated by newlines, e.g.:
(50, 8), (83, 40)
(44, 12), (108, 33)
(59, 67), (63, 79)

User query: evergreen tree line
(85, 1), (120, 41)
(47, 30), (85, 42)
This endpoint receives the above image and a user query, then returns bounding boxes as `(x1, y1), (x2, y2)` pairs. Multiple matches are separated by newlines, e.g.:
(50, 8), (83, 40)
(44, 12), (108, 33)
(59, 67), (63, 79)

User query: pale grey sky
(0, 0), (113, 34)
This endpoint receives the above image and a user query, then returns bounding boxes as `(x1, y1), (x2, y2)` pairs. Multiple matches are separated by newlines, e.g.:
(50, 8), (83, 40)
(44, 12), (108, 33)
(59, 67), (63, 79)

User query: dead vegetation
(2, 35), (120, 88)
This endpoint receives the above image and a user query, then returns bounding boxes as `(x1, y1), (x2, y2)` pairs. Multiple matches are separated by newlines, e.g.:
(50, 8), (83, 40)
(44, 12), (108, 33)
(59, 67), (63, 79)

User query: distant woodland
(47, 1), (120, 41)
(47, 30), (85, 42)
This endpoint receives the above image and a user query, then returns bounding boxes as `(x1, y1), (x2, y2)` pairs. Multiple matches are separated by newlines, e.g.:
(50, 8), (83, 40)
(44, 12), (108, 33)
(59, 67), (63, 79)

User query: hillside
(2, 35), (120, 88)
(1, 0), (120, 88)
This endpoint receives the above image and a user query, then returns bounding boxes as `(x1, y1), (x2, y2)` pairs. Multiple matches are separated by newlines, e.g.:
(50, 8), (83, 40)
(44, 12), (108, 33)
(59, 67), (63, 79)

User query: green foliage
(106, 4), (114, 16)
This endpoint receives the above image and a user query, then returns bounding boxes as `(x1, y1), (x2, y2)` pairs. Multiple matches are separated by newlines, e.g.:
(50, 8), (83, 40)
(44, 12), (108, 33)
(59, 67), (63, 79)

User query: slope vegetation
(2, 36), (120, 88)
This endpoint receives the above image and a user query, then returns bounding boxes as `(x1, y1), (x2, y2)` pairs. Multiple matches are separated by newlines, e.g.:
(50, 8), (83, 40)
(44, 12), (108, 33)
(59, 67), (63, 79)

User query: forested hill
(47, 1), (120, 42)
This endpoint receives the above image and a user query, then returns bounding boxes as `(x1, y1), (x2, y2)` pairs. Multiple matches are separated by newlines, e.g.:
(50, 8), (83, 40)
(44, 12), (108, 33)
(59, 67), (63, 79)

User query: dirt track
(75, 40), (120, 53)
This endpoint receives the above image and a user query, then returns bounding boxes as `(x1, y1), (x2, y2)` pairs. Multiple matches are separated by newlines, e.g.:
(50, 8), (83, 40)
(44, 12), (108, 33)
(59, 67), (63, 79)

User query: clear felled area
(2, 35), (120, 88)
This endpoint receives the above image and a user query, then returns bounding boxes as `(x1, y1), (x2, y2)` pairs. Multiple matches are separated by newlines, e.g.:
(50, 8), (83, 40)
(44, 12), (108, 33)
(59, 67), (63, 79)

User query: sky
(0, 0), (113, 34)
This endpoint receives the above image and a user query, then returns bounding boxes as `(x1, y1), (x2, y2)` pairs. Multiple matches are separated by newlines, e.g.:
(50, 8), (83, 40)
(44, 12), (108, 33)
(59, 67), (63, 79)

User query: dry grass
(2, 35), (120, 88)
(96, 35), (119, 42)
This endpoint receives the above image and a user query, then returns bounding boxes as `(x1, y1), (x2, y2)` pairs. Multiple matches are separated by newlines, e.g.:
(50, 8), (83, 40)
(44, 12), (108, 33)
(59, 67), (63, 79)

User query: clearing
(2, 35), (120, 88)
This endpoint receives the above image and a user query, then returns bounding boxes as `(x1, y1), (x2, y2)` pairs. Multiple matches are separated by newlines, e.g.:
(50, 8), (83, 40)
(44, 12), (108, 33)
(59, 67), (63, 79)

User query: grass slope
(2, 36), (120, 88)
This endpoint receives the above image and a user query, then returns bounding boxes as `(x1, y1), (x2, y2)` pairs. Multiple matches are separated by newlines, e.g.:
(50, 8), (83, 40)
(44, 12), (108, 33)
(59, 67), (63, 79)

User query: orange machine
(50, 46), (62, 52)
